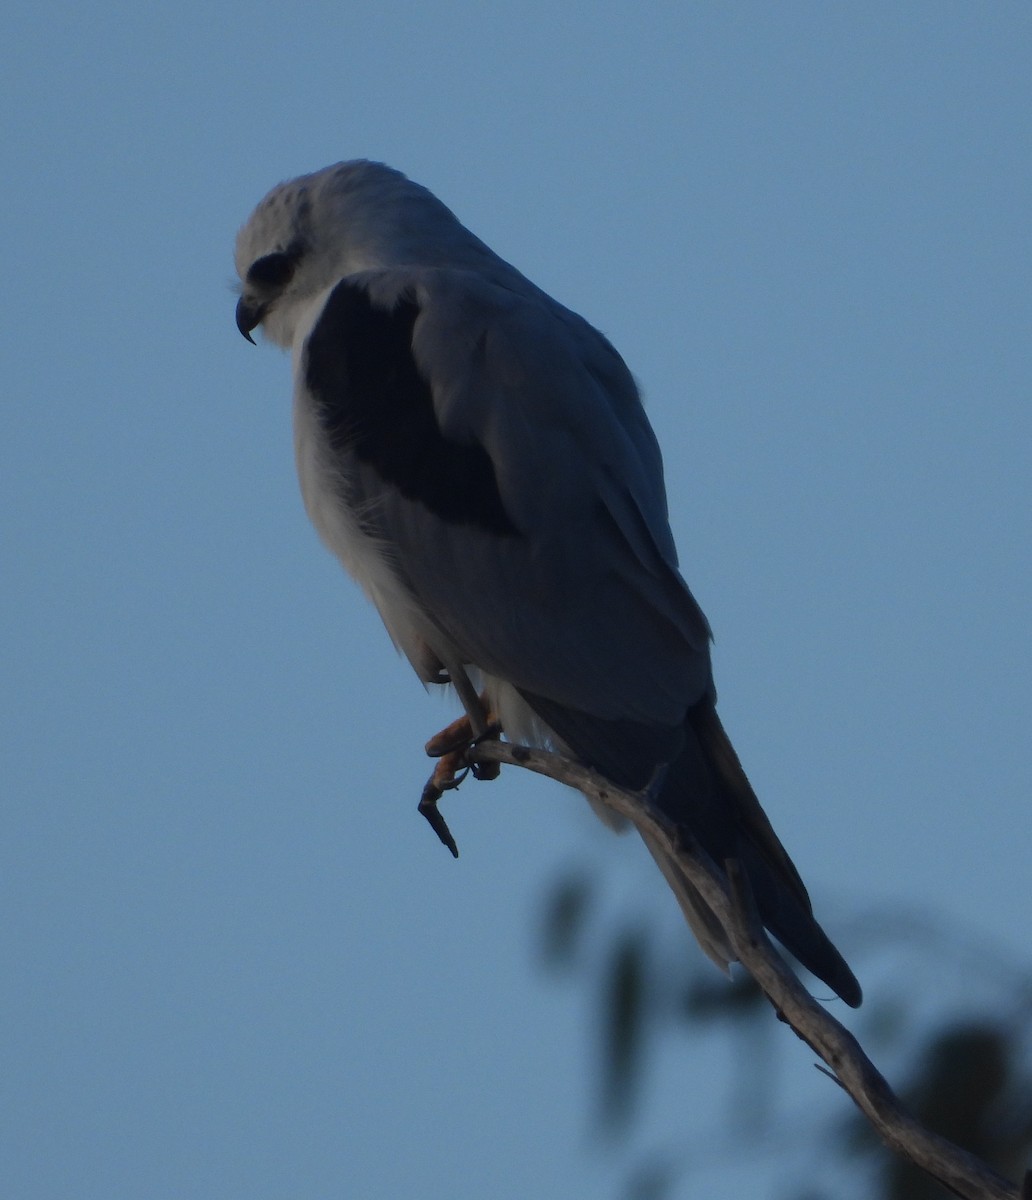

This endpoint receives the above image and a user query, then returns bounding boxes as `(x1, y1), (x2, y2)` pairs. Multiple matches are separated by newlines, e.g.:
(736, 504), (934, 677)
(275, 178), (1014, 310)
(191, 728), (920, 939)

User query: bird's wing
(298, 266), (712, 736)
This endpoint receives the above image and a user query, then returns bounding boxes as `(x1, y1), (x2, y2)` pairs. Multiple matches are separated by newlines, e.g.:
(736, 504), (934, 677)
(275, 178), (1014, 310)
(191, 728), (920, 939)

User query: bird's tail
(517, 686), (861, 1006)
(644, 701), (862, 1007)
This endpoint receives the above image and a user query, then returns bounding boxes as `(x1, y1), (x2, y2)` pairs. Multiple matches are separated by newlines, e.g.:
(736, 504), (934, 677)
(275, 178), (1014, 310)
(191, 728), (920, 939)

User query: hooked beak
(235, 295), (265, 344)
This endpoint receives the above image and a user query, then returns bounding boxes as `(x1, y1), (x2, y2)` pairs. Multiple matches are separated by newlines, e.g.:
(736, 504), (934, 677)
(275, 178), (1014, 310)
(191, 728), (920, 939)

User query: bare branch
(468, 738), (1022, 1200)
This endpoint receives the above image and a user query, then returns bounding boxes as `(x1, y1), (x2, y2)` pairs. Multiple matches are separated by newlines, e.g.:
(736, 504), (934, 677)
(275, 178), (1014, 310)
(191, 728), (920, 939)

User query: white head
(234, 160), (505, 348)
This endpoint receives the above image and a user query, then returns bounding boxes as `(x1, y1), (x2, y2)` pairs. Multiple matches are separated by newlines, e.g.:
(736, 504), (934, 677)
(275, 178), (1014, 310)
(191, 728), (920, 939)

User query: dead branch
(467, 738), (1022, 1200)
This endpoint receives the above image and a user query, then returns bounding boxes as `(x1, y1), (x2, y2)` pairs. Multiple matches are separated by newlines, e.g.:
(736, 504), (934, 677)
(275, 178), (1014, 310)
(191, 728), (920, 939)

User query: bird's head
(234, 159), (495, 349)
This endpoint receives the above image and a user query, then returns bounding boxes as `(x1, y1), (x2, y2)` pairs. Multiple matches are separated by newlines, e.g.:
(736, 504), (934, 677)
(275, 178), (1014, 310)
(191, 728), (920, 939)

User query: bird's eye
(247, 252), (296, 289)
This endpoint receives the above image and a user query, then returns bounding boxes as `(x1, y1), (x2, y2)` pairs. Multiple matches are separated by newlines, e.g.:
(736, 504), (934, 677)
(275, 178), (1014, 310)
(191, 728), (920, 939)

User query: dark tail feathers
(651, 701), (862, 1008)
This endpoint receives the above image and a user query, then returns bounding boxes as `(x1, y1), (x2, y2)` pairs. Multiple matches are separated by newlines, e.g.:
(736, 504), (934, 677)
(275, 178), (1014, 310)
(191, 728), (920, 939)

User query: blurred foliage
(852, 1023), (1032, 1200)
(539, 872), (596, 969)
(537, 867), (1032, 1199)
(600, 928), (649, 1131)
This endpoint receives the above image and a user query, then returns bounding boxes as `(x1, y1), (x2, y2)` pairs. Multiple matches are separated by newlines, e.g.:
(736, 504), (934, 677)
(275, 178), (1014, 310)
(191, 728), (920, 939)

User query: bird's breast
(292, 383), (445, 681)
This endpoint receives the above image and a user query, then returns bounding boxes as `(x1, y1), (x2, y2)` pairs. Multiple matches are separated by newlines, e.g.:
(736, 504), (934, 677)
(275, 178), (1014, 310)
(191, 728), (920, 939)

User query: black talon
(418, 781), (460, 858)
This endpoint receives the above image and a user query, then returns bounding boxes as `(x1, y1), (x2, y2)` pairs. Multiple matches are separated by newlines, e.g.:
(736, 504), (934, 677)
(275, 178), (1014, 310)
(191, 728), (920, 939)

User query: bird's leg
(442, 662), (503, 780)
(428, 662), (503, 778)
(418, 668), (503, 856)
(444, 662), (490, 739)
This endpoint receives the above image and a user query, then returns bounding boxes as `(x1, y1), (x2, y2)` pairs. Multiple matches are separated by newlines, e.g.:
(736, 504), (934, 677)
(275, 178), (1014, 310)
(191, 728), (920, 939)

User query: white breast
(291, 349), (452, 683)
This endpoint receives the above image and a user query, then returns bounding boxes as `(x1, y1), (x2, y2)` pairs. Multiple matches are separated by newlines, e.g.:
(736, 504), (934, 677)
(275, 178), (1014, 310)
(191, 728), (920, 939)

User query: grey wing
(301, 266), (712, 756)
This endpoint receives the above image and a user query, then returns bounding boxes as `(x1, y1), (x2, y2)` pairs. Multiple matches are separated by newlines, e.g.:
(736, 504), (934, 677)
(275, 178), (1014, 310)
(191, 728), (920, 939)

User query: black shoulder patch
(304, 280), (519, 537)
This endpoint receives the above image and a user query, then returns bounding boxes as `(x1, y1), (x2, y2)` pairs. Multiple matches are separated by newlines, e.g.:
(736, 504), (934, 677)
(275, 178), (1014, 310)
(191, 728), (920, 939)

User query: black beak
(235, 295), (264, 344)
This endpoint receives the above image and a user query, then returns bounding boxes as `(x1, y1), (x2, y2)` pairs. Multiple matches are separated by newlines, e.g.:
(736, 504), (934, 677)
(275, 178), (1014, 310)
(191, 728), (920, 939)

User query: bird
(234, 159), (862, 1008)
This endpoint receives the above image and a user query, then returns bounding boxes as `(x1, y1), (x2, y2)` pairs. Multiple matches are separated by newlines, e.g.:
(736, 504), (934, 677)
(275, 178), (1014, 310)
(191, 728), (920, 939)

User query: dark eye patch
(247, 252), (296, 289)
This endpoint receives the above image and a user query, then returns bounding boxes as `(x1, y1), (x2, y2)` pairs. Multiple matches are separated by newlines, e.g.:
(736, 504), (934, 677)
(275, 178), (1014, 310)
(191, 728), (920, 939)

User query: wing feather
(300, 267), (712, 728)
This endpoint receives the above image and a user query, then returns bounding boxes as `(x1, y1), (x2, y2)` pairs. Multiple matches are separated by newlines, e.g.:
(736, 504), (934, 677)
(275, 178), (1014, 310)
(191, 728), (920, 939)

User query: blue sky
(3, 4), (1031, 1197)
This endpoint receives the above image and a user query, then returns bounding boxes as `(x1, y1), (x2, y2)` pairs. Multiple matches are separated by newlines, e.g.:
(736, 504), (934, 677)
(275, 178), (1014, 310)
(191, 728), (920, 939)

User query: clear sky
(3, 4), (1031, 1198)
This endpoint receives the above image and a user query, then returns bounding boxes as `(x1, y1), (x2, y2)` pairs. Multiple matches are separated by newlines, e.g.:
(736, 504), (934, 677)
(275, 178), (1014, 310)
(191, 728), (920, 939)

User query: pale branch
(466, 738), (1023, 1200)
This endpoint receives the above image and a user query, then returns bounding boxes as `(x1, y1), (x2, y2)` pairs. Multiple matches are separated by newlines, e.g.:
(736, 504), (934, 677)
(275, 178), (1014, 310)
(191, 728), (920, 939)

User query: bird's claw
(419, 712), (503, 855)
(425, 715), (503, 779)
(418, 776), (461, 858)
